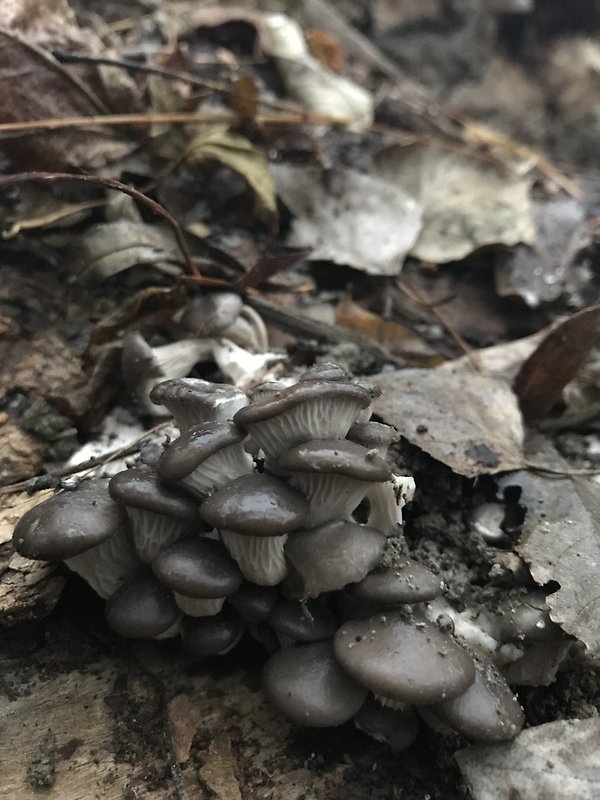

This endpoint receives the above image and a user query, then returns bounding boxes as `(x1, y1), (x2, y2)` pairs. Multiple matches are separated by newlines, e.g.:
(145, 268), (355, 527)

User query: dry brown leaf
(306, 28), (346, 72)
(0, 329), (83, 400)
(0, 419), (45, 485)
(199, 733), (242, 800)
(168, 694), (203, 763)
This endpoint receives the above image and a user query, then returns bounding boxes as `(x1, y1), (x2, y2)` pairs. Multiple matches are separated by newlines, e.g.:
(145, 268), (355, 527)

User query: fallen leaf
(499, 440), (600, 655)
(273, 164), (422, 275)
(0, 420), (45, 485)
(3, 192), (101, 239)
(373, 368), (525, 477)
(374, 140), (535, 263)
(0, 329), (83, 399)
(306, 28), (346, 72)
(199, 733), (242, 800)
(456, 717), (600, 800)
(495, 195), (587, 307)
(228, 75), (259, 118)
(513, 304), (600, 423)
(235, 248), (310, 290)
(168, 694), (203, 763)
(335, 296), (441, 364)
(68, 221), (181, 282)
(186, 125), (277, 226)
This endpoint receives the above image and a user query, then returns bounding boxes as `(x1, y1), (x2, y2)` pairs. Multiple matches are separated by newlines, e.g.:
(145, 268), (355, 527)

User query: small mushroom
(152, 537), (243, 617)
(122, 331), (214, 416)
(363, 474), (416, 535)
(150, 378), (248, 431)
(334, 610), (476, 705)
(105, 571), (180, 638)
(233, 380), (372, 462)
(346, 421), (396, 458)
(109, 466), (200, 562)
(298, 363), (353, 383)
(426, 655), (524, 742)
(181, 292), (268, 352)
(13, 478), (139, 598)
(348, 559), (445, 605)
(269, 599), (337, 647)
(157, 421), (253, 496)
(228, 582), (278, 622)
(354, 696), (419, 752)
(200, 474), (309, 585)
(277, 439), (391, 528)
(182, 606), (244, 659)
(263, 640), (367, 727)
(284, 520), (386, 599)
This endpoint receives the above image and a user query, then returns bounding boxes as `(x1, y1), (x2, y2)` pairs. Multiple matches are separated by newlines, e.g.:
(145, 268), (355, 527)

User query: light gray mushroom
(13, 478), (139, 599)
(150, 377), (248, 431)
(181, 292), (268, 352)
(109, 466), (200, 562)
(157, 421), (253, 496)
(263, 640), (367, 727)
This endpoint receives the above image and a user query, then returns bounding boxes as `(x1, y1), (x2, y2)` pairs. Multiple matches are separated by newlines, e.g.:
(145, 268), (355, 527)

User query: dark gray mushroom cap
(150, 378), (247, 414)
(157, 421), (246, 482)
(182, 607), (243, 659)
(228, 582), (278, 621)
(354, 697), (420, 753)
(334, 611), (476, 705)
(346, 421), (396, 454)
(263, 640), (367, 727)
(428, 656), (525, 742)
(284, 520), (386, 598)
(298, 363), (352, 382)
(152, 537), (242, 598)
(500, 591), (563, 643)
(348, 560), (445, 605)
(109, 466), (199, 521)
(13, 478), (128, 561)
(233, 381), (371, 428)
(278, 439), (391, 481)
(199, 474), (309, 536)
(105, 572), (179, 638)
(269, 600), (337, 642)
(180, 292), (243, 335)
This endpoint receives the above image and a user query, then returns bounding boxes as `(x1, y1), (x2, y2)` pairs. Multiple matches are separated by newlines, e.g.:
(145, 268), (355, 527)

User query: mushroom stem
(64, 528), (140, 599)
(287, 472), (369, 528)
(174, 594), (225, 617)
(220, 530), (289, 586)
(365, 475), (415, 535)
(125, 508), (195, 562)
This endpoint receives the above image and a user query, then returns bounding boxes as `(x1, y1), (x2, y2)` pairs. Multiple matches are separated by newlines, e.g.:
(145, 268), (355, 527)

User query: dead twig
(0, 172), (200, 278)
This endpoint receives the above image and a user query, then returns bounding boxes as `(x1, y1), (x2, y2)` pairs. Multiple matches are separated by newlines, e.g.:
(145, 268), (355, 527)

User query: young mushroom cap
(269, 599), (338, 644)
(499, 591), (564, 643)
(182, 606), (244, 659)
(157, 421), (252, 495)
(105, 572), (180, 639)
(150, 378), (248, 430)
(348, 559), (445, 605)
(233, 381), (372, 461)
(180, 292), (243, 336)
(200, 474), (309, 536)
(13, 478), (129, 561)
(427, 655), (525, 742)
(263, 640), (368, 727)
(152, 537), (242, 598)
(354, 696), (420, 753)
(334, 611), (476, 705)
(346, 421), (396, 458)
(228, 582), (278, 622)
(284, 520), (386, 599)
(298, 362), (353, 382)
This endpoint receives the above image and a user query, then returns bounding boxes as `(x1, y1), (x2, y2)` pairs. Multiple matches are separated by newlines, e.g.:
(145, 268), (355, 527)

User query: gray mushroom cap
(105, 572), (179, 638)
(13, 478), (128, 561)
(152, 537), (242, 598)
(150, 378), (248, 429)
(500, 591), (564, 643)
(334, 611), (476, 705)
(228, 582), (278, 621)
(298, 363), (352, 382)
(263, 640), (368, 727)
(284, 520), (386, 599)
(180, 292), (243, 335)
(200, 474), (309, 536)
(269, 599), (337, 643)
(354, 696), (420, 753)
(109, 466), (199, 521)
(348, 560), (445, 605)
(427, 655), (524, 742)
(277, 439), (391, 482)
(182, 607), (243, 659)
(157, 421), (247, 482)
(346, 421), (396, 458)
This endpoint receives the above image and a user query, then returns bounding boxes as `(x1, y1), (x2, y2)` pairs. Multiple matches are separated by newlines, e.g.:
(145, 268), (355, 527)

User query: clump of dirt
(27, 730), (57, 788)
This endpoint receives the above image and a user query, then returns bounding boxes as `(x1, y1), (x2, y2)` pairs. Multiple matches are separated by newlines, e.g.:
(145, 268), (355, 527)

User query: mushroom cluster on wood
(12, 361), (526, 752)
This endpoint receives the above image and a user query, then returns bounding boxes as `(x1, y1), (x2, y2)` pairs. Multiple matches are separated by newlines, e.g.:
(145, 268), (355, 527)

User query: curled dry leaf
(373, 368), (525, 477)
(456, 717), (600, 800)
(68, 221), (181, 282)
(513, 304), (600, 424)
(374, 140), (535, 263)
(273, 164), (422, 276)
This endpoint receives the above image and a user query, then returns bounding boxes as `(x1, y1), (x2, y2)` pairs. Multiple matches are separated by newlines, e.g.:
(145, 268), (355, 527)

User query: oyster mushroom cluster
(13, 363), (526, 750)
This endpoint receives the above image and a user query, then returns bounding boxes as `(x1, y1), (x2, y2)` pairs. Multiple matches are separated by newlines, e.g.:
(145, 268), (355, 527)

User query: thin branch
(0, 172), (200, 278)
